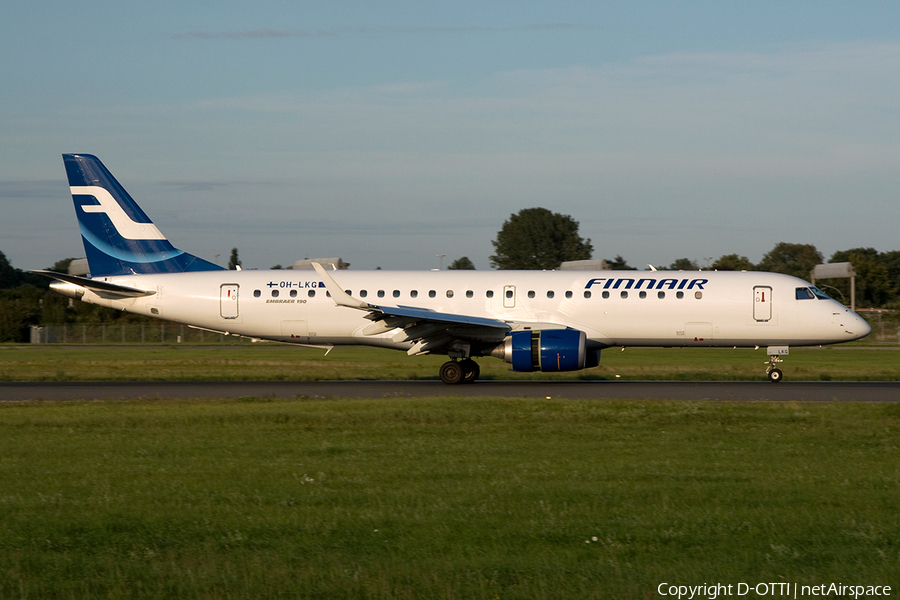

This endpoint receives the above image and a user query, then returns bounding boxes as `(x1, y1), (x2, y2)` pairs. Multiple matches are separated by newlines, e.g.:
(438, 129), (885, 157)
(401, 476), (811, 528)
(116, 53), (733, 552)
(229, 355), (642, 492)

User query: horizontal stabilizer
(31, 270), (155, 298)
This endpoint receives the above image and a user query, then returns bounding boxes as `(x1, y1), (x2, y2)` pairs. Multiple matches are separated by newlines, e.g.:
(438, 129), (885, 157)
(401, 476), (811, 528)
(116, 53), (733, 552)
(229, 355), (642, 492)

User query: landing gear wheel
(460, 359), (480, 384)
(764, 351), (786, 383)
(768, 368), (783, 383)
(439, 360), (465, 385)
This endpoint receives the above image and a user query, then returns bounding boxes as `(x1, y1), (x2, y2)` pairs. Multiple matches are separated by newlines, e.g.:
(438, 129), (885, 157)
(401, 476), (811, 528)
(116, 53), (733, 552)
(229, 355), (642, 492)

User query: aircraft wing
(312, 263), (510, 355)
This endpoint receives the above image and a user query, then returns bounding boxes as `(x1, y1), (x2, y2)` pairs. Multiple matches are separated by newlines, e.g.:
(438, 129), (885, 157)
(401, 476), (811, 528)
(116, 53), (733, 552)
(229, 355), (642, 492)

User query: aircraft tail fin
(62, 153), (225, 276)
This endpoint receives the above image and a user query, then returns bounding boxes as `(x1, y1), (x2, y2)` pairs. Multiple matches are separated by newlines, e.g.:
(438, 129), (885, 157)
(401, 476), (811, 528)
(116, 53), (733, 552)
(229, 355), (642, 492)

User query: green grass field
(1, 343), (899, 381)
(1, 398), (898, 598)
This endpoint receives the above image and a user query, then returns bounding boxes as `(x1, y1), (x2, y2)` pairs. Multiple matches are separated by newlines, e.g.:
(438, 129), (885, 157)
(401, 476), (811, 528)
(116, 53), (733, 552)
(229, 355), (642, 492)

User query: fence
(28, 312), (900, 345)
(857, 309), (900, 343)
(30, 323), (255, 345)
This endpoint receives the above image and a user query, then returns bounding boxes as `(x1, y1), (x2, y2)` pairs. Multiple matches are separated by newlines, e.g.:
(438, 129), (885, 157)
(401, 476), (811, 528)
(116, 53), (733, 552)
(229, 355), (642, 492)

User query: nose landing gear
(765, 346), (788, 383)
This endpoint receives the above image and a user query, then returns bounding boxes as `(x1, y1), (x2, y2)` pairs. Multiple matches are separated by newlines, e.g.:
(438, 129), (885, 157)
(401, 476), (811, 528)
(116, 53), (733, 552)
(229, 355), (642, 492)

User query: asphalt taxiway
(1, 380), (898, 402)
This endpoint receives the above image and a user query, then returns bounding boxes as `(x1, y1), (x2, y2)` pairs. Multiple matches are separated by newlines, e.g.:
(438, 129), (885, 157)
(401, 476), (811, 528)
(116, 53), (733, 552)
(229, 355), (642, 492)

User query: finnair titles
(35, 154), (870, 384)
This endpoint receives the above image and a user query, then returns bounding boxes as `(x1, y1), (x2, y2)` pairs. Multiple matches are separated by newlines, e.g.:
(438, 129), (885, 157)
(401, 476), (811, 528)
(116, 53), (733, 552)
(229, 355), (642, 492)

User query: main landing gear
(439, 359), (480, 385)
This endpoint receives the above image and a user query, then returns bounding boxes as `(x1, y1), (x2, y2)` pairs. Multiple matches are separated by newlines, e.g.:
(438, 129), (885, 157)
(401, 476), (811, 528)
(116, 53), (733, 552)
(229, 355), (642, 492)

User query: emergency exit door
(503, 285), (516, 308)
(753, 286), (772, 322)
(220, 284), (239, 319)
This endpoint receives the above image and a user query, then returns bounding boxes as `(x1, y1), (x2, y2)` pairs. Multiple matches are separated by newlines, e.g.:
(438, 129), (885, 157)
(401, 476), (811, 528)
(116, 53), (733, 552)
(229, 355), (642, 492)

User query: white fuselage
(71, 269), (870, 352)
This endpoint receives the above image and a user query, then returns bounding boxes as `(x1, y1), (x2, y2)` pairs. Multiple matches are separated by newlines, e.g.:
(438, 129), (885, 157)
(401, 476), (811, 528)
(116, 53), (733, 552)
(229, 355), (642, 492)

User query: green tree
(40, 289), (69, 324)
(0, 251), (51, 340)
(50, 257), (76, 274)
(711, 254), (755, 271)
(490, 208), (592, 270)
(0, 251), (22, 289)
(828, 248), (898, 308)
(228, 248), (241, 270)
(606, 255), (637, 271)
(757, 243), (822, 280)
(669, 258), (699, 270)
(882, 250), (900, 282)
(0, 284), (42, 342)
(447, 257), (476, 270)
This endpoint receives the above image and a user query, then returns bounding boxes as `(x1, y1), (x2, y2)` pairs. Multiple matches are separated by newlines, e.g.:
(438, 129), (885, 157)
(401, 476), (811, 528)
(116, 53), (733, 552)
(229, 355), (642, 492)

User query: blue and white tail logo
(63, 154), (224, 276)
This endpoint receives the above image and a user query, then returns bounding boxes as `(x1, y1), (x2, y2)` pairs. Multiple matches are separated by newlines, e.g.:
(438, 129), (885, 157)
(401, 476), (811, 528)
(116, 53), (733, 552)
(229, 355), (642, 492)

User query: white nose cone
(846, 311), (871, 341)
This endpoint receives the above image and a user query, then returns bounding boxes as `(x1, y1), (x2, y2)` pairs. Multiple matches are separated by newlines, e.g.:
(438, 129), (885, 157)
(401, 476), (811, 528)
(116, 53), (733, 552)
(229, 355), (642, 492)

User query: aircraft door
(220, 284), (239, 319)
(753, 286), (772, 322)
(503, 285), (516, 308)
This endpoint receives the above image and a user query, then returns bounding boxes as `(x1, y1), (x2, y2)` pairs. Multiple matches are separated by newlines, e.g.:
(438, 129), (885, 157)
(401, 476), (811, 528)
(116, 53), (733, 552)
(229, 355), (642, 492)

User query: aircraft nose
(846, 311), (871, 340)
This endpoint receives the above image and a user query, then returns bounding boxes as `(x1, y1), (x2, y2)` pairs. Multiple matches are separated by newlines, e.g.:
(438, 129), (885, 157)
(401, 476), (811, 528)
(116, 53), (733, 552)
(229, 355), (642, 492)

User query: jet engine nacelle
(491, 329), (592, 372)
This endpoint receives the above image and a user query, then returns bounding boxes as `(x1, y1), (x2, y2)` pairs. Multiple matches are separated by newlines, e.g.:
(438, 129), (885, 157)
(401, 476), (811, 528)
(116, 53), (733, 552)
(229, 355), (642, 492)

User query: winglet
(311, 262), (372, 310)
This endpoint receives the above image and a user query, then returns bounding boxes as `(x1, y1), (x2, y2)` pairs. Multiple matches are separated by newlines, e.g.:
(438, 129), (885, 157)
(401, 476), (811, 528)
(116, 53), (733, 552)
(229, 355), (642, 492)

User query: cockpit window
(810, 286), (831, 300)
(795, 287), (815, 300)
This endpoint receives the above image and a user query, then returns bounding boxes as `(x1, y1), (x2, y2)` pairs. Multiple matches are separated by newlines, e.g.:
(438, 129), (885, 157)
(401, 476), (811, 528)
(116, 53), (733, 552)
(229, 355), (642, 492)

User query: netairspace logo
(657, 582), (892, 599)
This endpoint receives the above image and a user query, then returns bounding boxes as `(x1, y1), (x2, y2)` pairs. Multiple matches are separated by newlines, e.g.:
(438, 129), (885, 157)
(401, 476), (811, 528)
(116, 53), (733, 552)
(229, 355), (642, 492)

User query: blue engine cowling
(491, 329), (591, 372)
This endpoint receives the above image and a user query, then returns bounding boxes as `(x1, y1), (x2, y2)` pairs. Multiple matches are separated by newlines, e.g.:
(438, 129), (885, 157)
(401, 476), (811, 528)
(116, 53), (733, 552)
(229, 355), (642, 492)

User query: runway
(1, 380), (898, 402)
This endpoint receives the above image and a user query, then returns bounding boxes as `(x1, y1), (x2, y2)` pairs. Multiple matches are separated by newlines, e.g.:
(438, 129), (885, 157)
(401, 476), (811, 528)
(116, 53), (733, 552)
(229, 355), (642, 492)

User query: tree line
(471, 208), (900, 311)
(0, 254), (158, 343)
(1, 206), (898, 341)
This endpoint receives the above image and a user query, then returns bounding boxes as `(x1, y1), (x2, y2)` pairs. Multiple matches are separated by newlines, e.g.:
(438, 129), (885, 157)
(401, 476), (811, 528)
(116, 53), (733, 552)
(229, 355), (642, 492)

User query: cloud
(159, 181), (239, 192)
(189, 41), (900, 183)
(0, 181), (65, 199)
(24, 41), (894, 269)
(172, 23), (593, 40)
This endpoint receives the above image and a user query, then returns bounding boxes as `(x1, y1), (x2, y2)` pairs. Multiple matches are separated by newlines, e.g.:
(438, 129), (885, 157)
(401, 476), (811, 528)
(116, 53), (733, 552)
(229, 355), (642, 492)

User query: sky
(2, 1), (899, 272)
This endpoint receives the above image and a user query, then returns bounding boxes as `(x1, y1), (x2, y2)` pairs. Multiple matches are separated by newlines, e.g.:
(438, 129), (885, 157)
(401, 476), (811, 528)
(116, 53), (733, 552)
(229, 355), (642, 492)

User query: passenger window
(393, 290), (400, 298)
(527, 291), (535, 298)
(639, 291), (647, 299)
(602, 291), (610, 299)
(410, 290), (418, 298)
(506, 290), (513, 299)
(360, 290), (367, 298)
(272, 290), (279, 298)
(565, 291), (573, 299)
(429, 290), (436, 298)
(795, 287), (815, 300)
(620, 291), (628, 299)
(466, 290), (473, 298)
(377, 290), (385, 298)
(290, 290), (297, 298)
(547, 291), (555, 299)
(584, 291), (592, 299)
(253, 290), (261, 298)
(446, 290), (454, 298)
(676, 291), (684, 299)
(486, 290), (494, 298)
(658, 291), (665, 299)
(694, 291), (703, 299)
(308, 290), (316, 298)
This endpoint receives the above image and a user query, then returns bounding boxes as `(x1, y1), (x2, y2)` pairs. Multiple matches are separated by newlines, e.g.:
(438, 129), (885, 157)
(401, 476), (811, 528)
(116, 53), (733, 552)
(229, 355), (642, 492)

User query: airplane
(34, 154), (871, 384)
